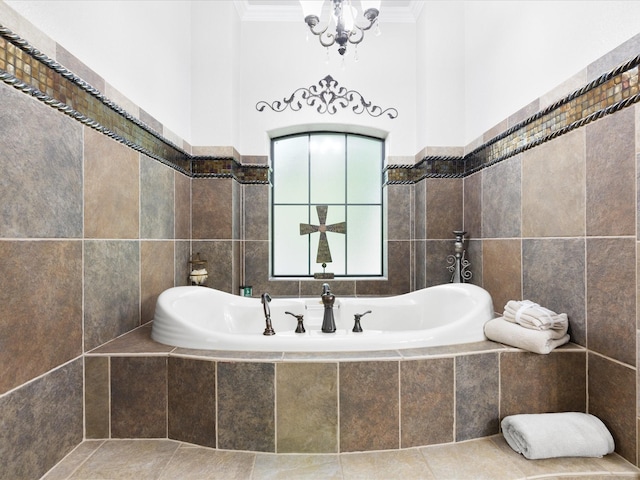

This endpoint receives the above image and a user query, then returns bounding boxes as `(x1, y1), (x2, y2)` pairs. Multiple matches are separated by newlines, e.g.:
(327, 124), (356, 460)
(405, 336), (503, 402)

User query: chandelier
(300, 0), (381, 57)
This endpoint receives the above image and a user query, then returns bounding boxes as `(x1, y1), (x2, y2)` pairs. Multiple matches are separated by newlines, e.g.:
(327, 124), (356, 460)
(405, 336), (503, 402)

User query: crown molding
(234, 1), (422, 23)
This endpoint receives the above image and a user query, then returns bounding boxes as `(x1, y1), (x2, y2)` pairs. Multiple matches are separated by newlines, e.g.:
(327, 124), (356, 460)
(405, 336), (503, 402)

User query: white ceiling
(237, 0), (423, 22)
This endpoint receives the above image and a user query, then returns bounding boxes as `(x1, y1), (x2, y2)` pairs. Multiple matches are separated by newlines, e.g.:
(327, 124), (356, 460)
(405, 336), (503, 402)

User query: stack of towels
(502, 412), (614, 459)
(484, 300), (570, 354)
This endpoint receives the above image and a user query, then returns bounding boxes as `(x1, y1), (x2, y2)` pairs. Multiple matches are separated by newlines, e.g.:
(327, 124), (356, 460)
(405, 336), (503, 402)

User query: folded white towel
(504, 300), (568, 333)
(484, 317), (569, 354)
(502, 412), (615, 459)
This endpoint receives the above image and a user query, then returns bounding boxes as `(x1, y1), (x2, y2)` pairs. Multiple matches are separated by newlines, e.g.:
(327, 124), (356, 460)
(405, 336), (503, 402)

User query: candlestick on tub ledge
(189, 252), (208, 286)
(447, 230), (472, 283)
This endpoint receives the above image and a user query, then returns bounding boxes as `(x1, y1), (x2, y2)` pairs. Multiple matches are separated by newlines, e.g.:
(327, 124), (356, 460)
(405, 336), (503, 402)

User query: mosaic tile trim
(386, 53), (640, 184)
(0, 24), (268, 184)
(192, 157), (270, 183)
(3, 22), (638, 186)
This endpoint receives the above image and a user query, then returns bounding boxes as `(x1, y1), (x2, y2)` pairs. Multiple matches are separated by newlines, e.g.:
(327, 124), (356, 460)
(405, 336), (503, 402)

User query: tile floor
(41, 435), (640, 480)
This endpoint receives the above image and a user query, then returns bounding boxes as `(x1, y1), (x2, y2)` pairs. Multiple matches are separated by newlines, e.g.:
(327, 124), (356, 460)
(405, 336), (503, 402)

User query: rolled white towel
(501, 412), (615, 459)
(504, 300), (568, 333)
(484, 317), (569, 354)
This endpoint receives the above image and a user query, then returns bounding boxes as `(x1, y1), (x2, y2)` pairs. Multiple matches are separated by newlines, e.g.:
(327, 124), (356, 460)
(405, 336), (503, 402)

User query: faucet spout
(261, 292), (275, 336)
(321, 283), (336, 333)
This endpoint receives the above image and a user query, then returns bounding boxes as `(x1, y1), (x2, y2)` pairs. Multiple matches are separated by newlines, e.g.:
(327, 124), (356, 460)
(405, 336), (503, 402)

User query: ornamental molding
(256, 75), (399, 119)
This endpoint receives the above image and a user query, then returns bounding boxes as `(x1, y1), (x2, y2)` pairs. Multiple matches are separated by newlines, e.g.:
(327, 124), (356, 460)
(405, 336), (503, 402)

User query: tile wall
(0, 69), (191, 479)
(461, 41), (640, 463)
(1, 7), (640, 478)
(86, 330), (585, 455)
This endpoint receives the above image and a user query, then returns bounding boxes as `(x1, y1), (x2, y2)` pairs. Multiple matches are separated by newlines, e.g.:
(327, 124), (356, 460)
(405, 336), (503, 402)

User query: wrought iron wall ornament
(256, 75), (398, 119)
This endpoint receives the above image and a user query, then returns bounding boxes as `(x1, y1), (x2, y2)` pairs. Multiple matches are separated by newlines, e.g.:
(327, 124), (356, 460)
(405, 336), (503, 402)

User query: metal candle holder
(447, 230), (472, 283)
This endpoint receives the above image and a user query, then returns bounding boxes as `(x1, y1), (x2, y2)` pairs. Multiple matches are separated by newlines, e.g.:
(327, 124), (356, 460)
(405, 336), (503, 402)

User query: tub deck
(85, 324), (586, 456)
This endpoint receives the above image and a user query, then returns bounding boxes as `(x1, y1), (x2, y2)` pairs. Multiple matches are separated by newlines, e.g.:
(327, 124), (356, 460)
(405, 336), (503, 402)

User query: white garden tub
(151, 283), (494, 352)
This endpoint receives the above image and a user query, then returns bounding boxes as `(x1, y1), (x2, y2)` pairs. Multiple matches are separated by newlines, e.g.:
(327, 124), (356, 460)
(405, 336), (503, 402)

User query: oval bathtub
(151, 283), (495, 352)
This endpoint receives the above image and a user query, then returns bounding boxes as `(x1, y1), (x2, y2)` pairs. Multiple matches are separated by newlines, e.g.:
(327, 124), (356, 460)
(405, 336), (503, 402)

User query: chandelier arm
(318, 30), (337, 48)
(347, 27), (365, 45)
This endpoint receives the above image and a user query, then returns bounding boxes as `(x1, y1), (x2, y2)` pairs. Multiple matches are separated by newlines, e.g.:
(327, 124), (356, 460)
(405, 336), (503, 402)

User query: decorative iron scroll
(256, 75), (398, 119)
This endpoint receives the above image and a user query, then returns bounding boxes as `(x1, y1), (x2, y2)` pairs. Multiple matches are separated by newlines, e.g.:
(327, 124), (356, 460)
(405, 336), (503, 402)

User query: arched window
(271, 132), (384, 278)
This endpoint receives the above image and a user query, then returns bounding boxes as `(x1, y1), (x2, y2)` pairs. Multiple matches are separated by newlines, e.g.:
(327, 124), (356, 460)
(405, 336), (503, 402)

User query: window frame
(270, 131), (385, 279)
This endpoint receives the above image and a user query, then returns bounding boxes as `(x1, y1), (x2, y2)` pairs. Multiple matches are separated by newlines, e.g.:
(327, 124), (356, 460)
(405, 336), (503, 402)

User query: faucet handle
(352, 310), (372, 333)
(285, 311), (306, 333)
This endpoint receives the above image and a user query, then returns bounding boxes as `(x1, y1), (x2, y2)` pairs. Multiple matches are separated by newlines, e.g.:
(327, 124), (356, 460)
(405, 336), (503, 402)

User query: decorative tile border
(386, 53), (640, 184)
(0, 24), (267, 184)
(2, 22), (639, 187)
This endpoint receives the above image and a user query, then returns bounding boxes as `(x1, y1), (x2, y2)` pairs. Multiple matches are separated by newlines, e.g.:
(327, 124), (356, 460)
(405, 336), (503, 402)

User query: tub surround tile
(340, 361), (399, 452)
(175, 348), (283, 361)
(89, 325), (173, 355)
(192, 178), (233, 239)
(283, 350), (402, 362)
(190, 240), (234, 292)
(168, 357), (216, 448)
(140, 155), (175, 239)
(521, 128), (586, 237)
(482, 156), (521, 239)
(217, 362), (275, 452)
(84, 240), (140, 351)
(456, 353), (500, 441)
(401, 358), (454, 447)
(589, 353), (637, 464)
(276, 363), (338, 453)
(84, 127), (140, 239)
(425, 240), (455, 287)
(399, 340), (506, 358)
(586, 108), (636, 236)
(587, 237), (636, 366)
(426, 178), (463, 239)
(174, 172), (191, 240)
(387, 184), (412, 240)
(243, 184), (269, 241)
(299, 279), (356, 297)
(0, 81), (83, 239)
(500, 351), (586, 418)
(0, 359), (83, 480)
(466, 239), (483, 286)
(482, 239), (521, 314)
(85, 356), (110, 439)
(175, 240), (191, 287)
(0, 240), (82, 393)
(110, 356), (168, 438)
(141, 240), (175, 324)
(414, 239), (427, 290)
(415, 180), (426, 240)
(523, 238), (586, 346)
(463, 172), (481, 240)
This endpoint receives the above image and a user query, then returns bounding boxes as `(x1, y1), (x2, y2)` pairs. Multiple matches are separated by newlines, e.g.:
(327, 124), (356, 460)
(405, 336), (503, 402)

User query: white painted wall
(237, 17), (417, 156)
(4, 1), (640, 151)
(416, 1), (465, 148)
(464, 1), (640, 143)
(190, 1), (240, 147)
(3, 0), (193, 142)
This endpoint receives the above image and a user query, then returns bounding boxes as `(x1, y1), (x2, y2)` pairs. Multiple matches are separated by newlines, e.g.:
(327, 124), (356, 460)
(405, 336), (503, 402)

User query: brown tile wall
(89, 346), (584, 454)
(2, 8), (640, 475)
(0, 72), (191, 476)
(465, 63), (639, 463)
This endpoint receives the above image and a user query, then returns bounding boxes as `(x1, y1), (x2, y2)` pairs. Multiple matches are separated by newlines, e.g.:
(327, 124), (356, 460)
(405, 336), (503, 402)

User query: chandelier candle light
(300, 0), (381, 58)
